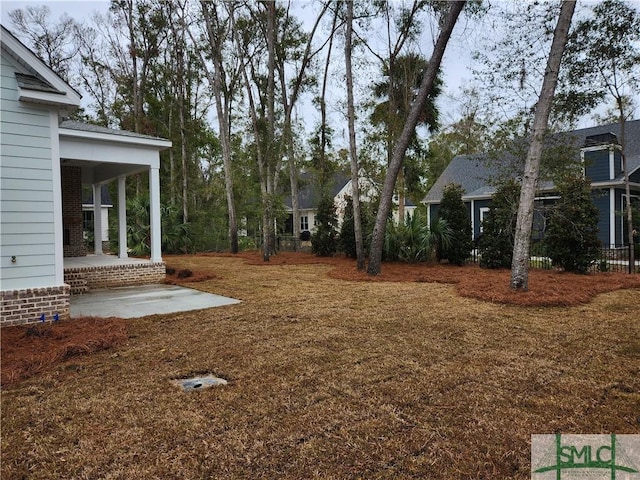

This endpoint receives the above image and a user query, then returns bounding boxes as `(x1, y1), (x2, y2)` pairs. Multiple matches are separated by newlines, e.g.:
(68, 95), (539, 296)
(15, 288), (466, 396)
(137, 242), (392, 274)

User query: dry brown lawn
(2, 253), (639, 479)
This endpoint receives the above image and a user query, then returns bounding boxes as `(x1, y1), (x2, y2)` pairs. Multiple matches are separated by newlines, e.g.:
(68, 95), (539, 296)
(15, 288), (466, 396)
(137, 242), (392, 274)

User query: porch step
(65, 271), (89, 295)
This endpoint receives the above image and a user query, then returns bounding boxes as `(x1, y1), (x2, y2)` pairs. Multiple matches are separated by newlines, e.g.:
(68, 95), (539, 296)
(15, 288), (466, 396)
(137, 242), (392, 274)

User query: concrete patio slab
(70, 284), (240, 319)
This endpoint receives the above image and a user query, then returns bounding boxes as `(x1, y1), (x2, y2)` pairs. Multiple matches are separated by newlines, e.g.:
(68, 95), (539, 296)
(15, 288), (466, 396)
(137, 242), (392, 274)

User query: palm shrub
(312, 194), (339, 256)
(544, 175), (600, 273)
(478, 180), (520, 268)
(437, 184), (473, 265)
(114, 196), (192, 256)
(383, 211), (452, 263)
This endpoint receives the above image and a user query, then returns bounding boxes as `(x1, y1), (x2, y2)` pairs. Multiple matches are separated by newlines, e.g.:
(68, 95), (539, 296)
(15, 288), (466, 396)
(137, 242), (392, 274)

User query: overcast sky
(1, 0), (478, 125)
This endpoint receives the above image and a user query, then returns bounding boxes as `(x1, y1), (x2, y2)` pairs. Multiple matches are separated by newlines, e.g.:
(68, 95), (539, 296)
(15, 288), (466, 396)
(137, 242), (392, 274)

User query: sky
(1, 0), (478, 130)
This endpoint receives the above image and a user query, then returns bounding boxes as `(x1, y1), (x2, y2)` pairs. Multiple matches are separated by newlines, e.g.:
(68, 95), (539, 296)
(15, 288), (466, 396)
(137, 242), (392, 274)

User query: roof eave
(2, 26), (82, 106)
(59, 127), (173, 150)
(18, 87), (79, 107)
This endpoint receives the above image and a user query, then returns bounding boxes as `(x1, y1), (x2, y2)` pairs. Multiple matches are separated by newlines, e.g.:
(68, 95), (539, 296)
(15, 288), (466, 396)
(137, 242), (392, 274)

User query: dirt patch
(1, 317), (127, 388)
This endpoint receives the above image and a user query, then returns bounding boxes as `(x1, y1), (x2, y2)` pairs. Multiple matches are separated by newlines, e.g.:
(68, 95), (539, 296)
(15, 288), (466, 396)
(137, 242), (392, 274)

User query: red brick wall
(62, 166), (86, 258)
(1, 286), (70, 327)
(64, 263), (166, 290)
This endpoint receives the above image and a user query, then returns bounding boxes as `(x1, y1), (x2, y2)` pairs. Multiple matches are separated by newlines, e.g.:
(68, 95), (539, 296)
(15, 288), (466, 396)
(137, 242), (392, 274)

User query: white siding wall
(1, 52), (57, 289)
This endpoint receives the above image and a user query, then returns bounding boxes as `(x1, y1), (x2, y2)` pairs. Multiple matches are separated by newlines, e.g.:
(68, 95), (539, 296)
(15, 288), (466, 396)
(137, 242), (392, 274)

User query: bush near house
(478, 180), (520, 269)
(312, 195), (339, 256)
(544, 175), (601, 273)
(339, 196), (375, 258)
(437, 184), (473, 265)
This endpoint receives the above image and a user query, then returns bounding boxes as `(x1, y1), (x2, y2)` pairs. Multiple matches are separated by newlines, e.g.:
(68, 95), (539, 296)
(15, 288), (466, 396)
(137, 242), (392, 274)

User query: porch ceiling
(59, 123), (171, 184)
(61, 158), (148, 184)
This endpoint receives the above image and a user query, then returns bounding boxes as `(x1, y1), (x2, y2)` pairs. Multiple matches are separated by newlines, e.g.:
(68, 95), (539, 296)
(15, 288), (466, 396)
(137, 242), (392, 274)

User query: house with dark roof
(1, 25), (171, 326)
(283, 171), (417, 239)
(424, 120), (640, 246)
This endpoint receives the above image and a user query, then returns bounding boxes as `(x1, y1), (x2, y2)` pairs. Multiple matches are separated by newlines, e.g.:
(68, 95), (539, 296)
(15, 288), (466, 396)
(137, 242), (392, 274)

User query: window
(83, 210), (94, 239)
(300, 216), (309, 231)
(479, 207), (489, 232)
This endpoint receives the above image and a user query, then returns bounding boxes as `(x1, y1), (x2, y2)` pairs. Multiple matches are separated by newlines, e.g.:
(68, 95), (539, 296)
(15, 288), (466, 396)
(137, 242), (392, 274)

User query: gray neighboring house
(424, 120), (640, 246)
(284, 171), (418, 238)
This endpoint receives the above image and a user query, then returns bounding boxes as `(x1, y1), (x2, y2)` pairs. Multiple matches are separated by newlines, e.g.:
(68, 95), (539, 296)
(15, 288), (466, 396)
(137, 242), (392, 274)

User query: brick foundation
(64, 262), (166, 291)
(1, 285), (70, 327)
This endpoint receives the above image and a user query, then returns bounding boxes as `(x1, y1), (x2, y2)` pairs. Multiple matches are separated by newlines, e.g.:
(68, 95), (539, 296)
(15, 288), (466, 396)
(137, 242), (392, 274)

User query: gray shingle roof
(285, 171), (351, 210)
(424, 119), (640, 203)
(59, 120), (167, 141)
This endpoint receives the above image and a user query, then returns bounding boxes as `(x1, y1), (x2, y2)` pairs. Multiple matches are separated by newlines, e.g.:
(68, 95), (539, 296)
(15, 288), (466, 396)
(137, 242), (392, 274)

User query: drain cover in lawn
(172, 375), (227, 392)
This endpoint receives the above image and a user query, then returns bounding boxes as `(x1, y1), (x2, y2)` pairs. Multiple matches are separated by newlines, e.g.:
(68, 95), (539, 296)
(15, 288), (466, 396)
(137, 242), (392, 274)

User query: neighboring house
(424, 120), (640, 246)
(283, 171), (417, 237)
(83, 184), (113, 250)
(1, 25), (171, 326)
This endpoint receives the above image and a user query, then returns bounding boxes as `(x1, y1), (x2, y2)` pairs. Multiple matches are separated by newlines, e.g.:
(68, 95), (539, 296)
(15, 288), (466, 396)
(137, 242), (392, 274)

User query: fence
(469, 244), (638, 274)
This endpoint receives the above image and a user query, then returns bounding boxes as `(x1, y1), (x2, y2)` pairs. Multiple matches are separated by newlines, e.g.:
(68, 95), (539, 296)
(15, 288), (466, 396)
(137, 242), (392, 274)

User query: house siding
(1, 51), (57, 290)
(584, 149), (610, 182)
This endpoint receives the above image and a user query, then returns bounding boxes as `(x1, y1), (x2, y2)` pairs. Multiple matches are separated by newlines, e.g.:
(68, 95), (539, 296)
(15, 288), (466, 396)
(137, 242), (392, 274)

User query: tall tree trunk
(179, 80), (188, 223)
(345, 0), (365, 270)
(318, 4), (336, 187)
(619, 103), (634, 269)
(275, 1), (328, 252)
(510, 1), (576, 290)
(397, 170), (405, 223)
(368, 1), (466, 275)
(264, 0), (277, 261)
(286, 124), (300, 248)
(200, 2), (239, 253)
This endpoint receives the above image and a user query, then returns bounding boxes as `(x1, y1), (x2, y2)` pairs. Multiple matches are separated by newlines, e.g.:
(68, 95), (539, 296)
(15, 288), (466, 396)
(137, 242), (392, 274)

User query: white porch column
(93, 184), (103, 255)
(118, 176), (128, 258)
(149, 166), (162, 262)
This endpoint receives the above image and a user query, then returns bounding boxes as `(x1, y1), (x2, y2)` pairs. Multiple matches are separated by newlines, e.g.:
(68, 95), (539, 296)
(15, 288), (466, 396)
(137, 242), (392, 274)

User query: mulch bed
(201, 251), (640, 307)
(1, 317), (127, 388)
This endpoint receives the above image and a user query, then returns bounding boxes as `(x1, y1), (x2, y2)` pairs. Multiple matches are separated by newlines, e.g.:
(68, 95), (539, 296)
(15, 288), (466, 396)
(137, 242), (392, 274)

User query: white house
(1, 25), (171, 326)
(284, 171), (417, 238)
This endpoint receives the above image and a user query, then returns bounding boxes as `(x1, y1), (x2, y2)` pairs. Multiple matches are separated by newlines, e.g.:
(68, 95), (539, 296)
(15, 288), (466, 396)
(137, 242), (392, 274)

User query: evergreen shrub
(312, 195), (339, 256)
(544, 175), (600, 273)
(478, 180), (520, 269)
(437, 184), (473, 265)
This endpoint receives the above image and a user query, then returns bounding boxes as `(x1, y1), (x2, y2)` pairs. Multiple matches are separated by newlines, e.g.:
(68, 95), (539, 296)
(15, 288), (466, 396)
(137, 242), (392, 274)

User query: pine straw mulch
(1, 318), (127, 388)
(202, 250), (640, 307)
(2, 253), (639, 479)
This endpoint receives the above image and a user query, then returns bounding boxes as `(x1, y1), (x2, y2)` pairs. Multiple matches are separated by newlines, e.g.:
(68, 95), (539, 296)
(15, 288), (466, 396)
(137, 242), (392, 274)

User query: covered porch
(59, 121), (172, 292)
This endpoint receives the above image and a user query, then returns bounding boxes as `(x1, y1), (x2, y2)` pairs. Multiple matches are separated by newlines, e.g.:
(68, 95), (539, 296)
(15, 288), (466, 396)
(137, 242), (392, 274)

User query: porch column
(93, 184), (103, 255)
(149, 166), (162, 262)
(118, 176), (128, 258)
